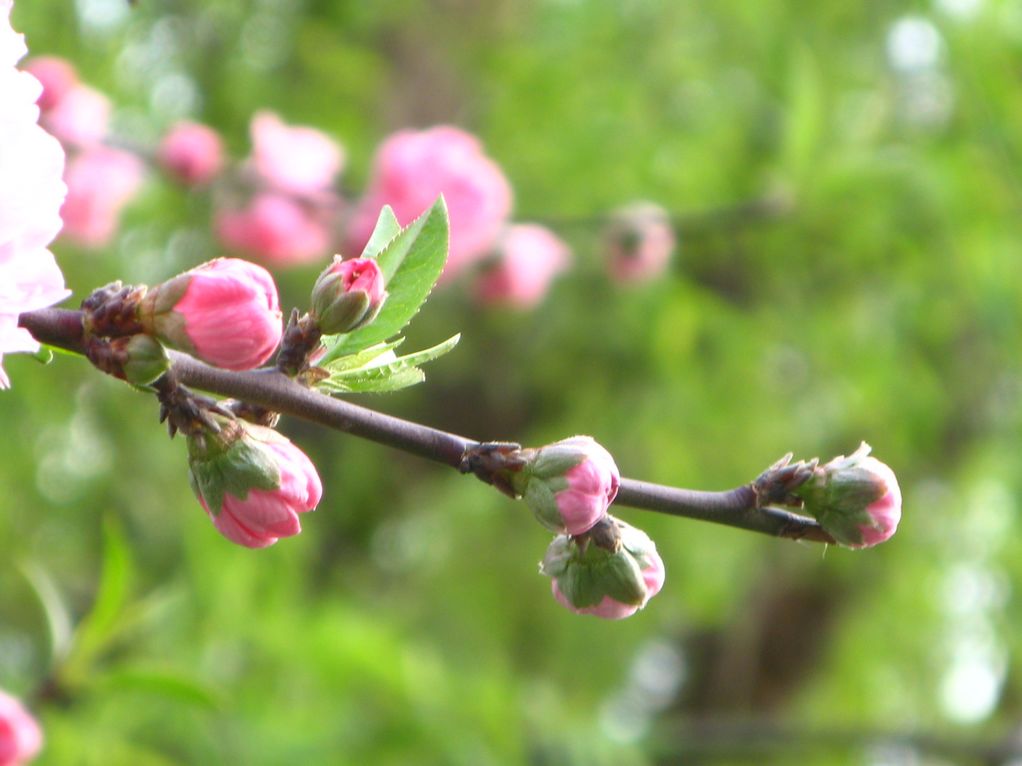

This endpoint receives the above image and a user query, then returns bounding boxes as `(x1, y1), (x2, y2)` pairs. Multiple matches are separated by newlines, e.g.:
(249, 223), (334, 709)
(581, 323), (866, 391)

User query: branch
(19, 307), (832, 543)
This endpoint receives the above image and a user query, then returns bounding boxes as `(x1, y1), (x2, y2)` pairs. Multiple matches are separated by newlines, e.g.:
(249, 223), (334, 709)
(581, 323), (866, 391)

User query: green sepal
(187, 424), (281, 514)
(523, 477), (564, 532)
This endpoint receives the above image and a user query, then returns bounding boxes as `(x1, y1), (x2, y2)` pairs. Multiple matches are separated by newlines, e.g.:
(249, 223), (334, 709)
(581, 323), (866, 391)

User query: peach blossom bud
(59, 147), (144, 248)
(140, 258), (282, 371)
(542, 517), (665, 620)
(346, 126), (512, 280)
(796, 442), (902, 549)
(474, 224), (571, 309)
(249, 111), (343, 195)
(157, 121), (224, 186)
(216, 193), (334, 266)
(187, 419), (322, 548)
(604, 201), (676, 283)
(310, 256), (387, 335)
(24, 56), (77, 111)
(0, 689), (42, 765)
(511, 436), (619, 536)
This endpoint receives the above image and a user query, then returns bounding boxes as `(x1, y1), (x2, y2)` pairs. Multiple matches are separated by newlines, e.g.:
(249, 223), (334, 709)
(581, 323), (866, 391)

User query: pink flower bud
(1, 4), (70, 389)
(604, 201), (676, 283)
(140, 258), (282, 371)
(543, 518), (665, 620)
(796, 442), (902, 549)
(24, 56), (77, 111)
(188, 420), (322, 548)
(0, 689), (43, 765)
(157, 121), (224, 186)
(249, 111), (343, 195)
(309, 256), (387, 335)
(511, 436), (619, 536)
(59, 147), (144, 248)
(216, 193), (335, 266)
(40, 83), (109, 149)
(346, 126), (512, 280)
(474, 224), (571, 309)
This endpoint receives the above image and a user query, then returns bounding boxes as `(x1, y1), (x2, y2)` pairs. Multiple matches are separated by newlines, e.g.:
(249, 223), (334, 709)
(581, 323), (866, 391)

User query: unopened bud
(140, 258), (282, 371)
(604, 201), (675, 283)
(541, 517), (665, 619)
(510, 436), (619, 536)
(795, 442), (901, 548)
(187, 417), (322, 548)
(309, 256), (387, 335)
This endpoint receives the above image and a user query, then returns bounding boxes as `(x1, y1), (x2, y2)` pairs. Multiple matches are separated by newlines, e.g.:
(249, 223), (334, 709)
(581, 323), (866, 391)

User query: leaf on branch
(317, 333), (460, 394)
(318, 197), (450, 364)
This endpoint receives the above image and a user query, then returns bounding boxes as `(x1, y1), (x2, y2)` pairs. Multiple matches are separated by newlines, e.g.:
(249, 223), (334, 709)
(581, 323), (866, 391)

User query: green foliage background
(3, 1), (1020, 763)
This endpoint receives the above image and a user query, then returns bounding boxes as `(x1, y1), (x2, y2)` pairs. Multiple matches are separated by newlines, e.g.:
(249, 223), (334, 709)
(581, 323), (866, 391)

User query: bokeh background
(3, 0), (1021, 763)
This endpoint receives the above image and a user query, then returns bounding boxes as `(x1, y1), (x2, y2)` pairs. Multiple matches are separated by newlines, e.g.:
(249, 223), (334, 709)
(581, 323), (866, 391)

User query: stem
(19, 307), (832, 543)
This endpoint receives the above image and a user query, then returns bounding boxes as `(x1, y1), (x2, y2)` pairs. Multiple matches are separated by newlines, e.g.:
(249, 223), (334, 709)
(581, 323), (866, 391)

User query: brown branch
(19, 307), (832, 543)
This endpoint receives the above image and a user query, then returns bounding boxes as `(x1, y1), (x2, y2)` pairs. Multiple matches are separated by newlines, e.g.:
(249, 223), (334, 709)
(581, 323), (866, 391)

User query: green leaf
(65, 517), (133, 682)
(19, 560), (73, 664)
(320, 198), (449, 360)
(360, 205), (401, 260)
(92, 666), (222, 709)
(317, 334), (460, 394)
(319, 339), (404, 374)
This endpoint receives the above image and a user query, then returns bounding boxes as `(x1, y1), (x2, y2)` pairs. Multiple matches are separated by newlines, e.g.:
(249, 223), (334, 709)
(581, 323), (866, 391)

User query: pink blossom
(216, 193), (335, 266)
(59, 147), (144, 248)
(40, 83), (109, 149)
(0, 0), (70, 388)
(552, 548), (665, 620)
(191, 430), (323, 549)
(475, 224), (570, 309)
(142, 257), (282, 371)
(310, 256), (388, 334)
(23, 56), (77, 111)
(796, 442), (902, 549)
(158, 121), (224, 186)
(0, 689), (43, 765)
(347, 126), (512, 280)
(249, 111), (343, 195)
(512, 435), (619, 536)
(605, 201), (676, 283)
(855, 457), (902, 548)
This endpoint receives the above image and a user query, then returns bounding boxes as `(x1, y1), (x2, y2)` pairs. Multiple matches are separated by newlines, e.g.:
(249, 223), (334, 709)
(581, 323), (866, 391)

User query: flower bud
(0, 689), (43, 765)
(215, 193), (335, 266)
(474, 224), (571, 310)
(541, 517), (665, 620)
(140, 258), (283, 371)
(157, 121), (224, 186)
(509, 436), (619, 536)
(84, 334), (170, 385)
(309, 256), (388, 334)
(604, 201), (675, 283)
(795, 442), (901, 548)
(187, 418), (322, 548)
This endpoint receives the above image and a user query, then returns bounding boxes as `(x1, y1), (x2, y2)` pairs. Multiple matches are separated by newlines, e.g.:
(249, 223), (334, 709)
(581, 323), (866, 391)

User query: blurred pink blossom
(249, 110), (343, 195)
(0, 689), (42, 765)
(604, 201), (676, 283)
(39, 83), (109, 149)
(216, 193), (335, 266)
(347, 126), (512, 279)
(59, 147), (144, 248)
(0, 0), (70, 388)
(475, 224), (570, 309)
(23, 55), (76, 111)
(158, 120), (224, 186)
